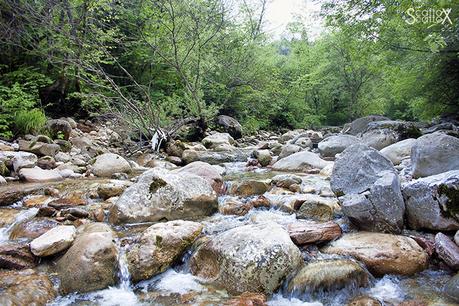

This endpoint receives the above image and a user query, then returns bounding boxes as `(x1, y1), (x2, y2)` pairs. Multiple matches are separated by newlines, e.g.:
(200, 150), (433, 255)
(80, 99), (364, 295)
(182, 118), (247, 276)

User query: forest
(1, 0), (458, 140)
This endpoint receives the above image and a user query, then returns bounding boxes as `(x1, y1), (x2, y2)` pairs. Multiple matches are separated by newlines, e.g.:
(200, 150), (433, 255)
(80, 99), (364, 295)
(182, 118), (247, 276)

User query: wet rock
(182, 148), (250, 165)
(225, 292), (267, 306)
(402, 170), (459, 231)
(216, 115), (242, 139)
(173, 161), (224, 193)
(342, 115), (389, 135)
(190, 222), (302, 294)
(97, 180), (133, 200)
(411, 132), (459, 178)
(380, 138), (416, 165)
(0, 269), (55, 306)
(271, 174), (302, 189)
(318, 134), (360, 158)
(46, 119), (72, 140)
(109, 168), (217, 224)
(347, 296), (382, 306)
(340, 171), (405, 233)
(272, 151), (331, 172)
(0, 184), (45, 206)
(0, 242), (36, 270)
(219, 199), (253, 216)
(9, 151), (37, 172)
(56, 226), (117, 294)
(202, 133), (235, 149)
(321, 232), (428, 276)
(253, 149), (272, 167)
(0, 209), (20, 227)
(435, 233), (459, 270)
(0, 175), (5, 185)
(230, 180), (269, 196)
(287, 259), (369, 294)
(9, 217), (60, 240)
(287, 220), (341, 245)
(127, 220), (203, 283)
(37, 156), (56, 169)
(294, 194), (338, 222)
(444, 272), (459, 302)
(48, 192), (87, 209)
(92, 153), (131, 177)
(30, 225), (76, 256)
(19, 167), (63, 183)
(278, 144), (302, 160)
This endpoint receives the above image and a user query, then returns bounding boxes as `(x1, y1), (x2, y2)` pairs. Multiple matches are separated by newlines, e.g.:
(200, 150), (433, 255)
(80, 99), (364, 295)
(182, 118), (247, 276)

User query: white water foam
(155, 269), (205, 294)
(268, 294), (323, 306)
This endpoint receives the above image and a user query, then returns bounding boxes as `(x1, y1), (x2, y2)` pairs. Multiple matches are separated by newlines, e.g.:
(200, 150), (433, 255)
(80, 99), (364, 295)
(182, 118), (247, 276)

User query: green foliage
(14, 109), (47, 136)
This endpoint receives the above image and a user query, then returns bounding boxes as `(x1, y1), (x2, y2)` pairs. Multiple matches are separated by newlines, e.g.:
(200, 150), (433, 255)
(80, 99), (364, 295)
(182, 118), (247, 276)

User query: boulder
(272, 151), (331, 172)
(342, 115), (389, 135)
(361, 128), (398, 150)
(37, 156), (56, 170)
(435, 233), (459, 270)
(202, 133), (235, 149)
(253, 149), (272, 167)
(97, 180), (133, 200)
(56, 225), (118, 294)
(92, 153), (131, 177)
(286, 259), (369, 294)
(182, 148), (250, 165)
(318, 135), (360, 158)
(287, 221), (341, 245)
(295, 194), (338, 222)
(9, 152), (37, 172)
(293, 137), (313, 149)
(380, 138), (416, 165)
(190, 222), (303, 294)
(219, 198), (253, 216)
(411, 132), (459, 178)
(402, 170), (459, 231)
(0, 269), (55, 306)
(18, 140), (60, 157)
(0, 242), (36, 270)
(278, 144), (302, 160)
(30, 225), (76, 257)
(229, 180), (269, 196)
(321, 232), (428, 276)
(340, 171), (405, 233)
(280, 130), (305, 143)
(9, 217), (60, 240)
(216, 115), (242, 139)
(271, 174), (302, 189)
(19, 167), (63, 183)
(173, 161), (223, 193)
(127, 220), (203, 282)
(109, 168), (217, 224)
(445, 272), (459, 302)
(46, 119), (72, 140)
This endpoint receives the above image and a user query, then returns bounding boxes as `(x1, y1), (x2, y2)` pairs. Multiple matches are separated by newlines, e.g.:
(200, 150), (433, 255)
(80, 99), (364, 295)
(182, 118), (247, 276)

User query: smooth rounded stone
(330, 144), (396, 196)
(280, 129), (305, 143)
(380, 138), (416, 165)
(444, 272), (459, 302)
(287, 259), (369, 294)
(402, 170), (459, 231)
(278, 144), (302, 159)
(321, 232), (428, 276)
(56, 229), (117, 294)
(165, 155), (182, 165)
(294, 194), (338, 222)
(216, 115), (242, 139)
(173, 161), (224, 193)
(340, 171), (405, 233)
(97, 180), (133, 200)
(361, 128), (398, 150)
(190, 222), (303, 294)
(318, 134), (361, 158)
(0, 269), (55, 306)
(319, 163), (334, 178)
(0, 209), (20, 227)
(271, 174), (302, 189)
(342, 115), (389, 135)
(109, 168), (217, 224)
(9, 151), (37, 172)
(455, 231), (459, 246)
(30, 225), (76, 257)
(219, 199), (253, 216)
(37, 156), (56, 169)
(18, 140), (61, 157)
(0, 242), (36, 270)
(18, 167), (63, 183)
(48, 191), (87, 209)
(287, 220), (341, 245)
(347, 296), (382, 306)
(46, 119), (72, 140)
(9, 217), (60, 240)
(55, 152), (71, 163)
(435, 233), (459, 270)
(92, 153), (132, 177)
(411, 132), (459, 178)
(229, 180), (269, 196)
(24, 195), (50, 207)
(181, 148), (250, 165)
(253, 149), (272, 167)
(293, 137), (313, 149)
(272, 151), (331, 172)
(127, 220), (203, 283)
(202, 132), (235, 149)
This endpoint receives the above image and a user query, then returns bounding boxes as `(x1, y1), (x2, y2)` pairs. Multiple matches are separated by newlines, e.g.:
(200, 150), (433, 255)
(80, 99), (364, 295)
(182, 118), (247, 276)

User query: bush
(14, 109), (47, 136)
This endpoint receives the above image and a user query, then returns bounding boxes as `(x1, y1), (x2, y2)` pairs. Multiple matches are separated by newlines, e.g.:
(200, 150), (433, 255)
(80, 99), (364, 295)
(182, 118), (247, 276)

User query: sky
(263, 0), (324, 39)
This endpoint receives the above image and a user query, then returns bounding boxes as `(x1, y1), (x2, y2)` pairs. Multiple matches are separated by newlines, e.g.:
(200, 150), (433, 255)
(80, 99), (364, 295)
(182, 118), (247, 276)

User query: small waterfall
(0, 208), (38, 242)
(117, 243), (132, 290)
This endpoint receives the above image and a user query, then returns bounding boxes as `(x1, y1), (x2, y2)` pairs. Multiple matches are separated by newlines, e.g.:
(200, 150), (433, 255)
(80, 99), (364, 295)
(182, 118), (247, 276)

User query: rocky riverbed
(0, 115), (458, 305)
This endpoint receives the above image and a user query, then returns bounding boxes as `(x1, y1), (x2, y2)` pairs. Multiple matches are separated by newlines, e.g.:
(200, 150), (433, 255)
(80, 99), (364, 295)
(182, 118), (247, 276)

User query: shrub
(14, 109), (47, 136)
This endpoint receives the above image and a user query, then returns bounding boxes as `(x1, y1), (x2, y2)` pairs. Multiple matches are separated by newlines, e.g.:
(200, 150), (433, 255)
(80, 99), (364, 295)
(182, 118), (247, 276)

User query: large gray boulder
(360, 120), (420, 150)
(190, 222), (302, 294)
(127, 220), (203, 282)
(411, 132), (459, 178)
(92, 153), (132, 177)
(318, 134), (360, 158)
(272, 151), (331, 172)
(19, 167), (63, 183)
(216, 115), (242, 139)
(331, 144), (404, 233)
(342, 115), (389, 135)
(173, 161), (223, 193)
(380, 138), (416, 165)
(402, 170), (459, 231)
(278, 144), (302, 160)
(182, 148), (250, 165)
(0, 151), (37, 173)
(202, 133), (235, 149)
(109, 168), (218, 224)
